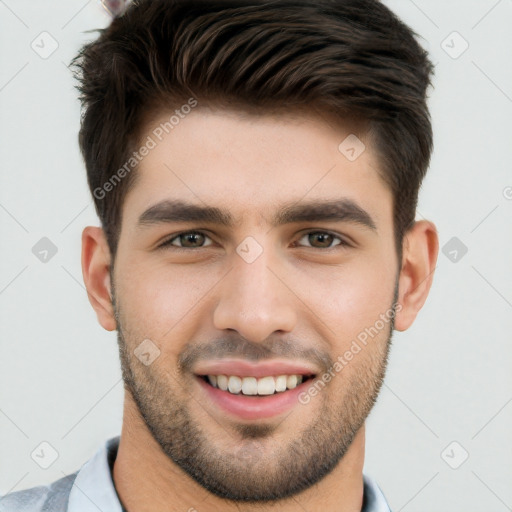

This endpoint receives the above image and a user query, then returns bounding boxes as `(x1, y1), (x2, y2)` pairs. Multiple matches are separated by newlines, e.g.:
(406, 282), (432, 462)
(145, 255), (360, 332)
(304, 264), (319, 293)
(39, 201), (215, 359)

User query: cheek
(116, 261), (220, 336)
(116, 239), (397, 347)
(299, 259), (396, 344)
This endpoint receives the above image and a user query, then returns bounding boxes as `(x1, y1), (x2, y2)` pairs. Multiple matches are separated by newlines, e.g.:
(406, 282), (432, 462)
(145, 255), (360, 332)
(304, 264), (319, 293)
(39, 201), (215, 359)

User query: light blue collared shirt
(0, 436), (391, 511)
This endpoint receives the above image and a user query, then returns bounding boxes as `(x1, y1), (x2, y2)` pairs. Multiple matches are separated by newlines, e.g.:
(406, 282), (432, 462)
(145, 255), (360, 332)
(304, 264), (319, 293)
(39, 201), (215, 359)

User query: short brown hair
(71, 0), (434, 261)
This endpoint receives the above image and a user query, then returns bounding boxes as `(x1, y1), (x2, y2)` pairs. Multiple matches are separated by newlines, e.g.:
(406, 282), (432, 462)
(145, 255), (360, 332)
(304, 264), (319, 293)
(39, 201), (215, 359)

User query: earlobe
(394, 220), (439, 332)
(81, 226), (117, 332)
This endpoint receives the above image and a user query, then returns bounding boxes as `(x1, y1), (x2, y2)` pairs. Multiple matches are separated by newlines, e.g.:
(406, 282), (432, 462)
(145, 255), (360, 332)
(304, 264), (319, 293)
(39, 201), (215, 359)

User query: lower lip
(196, 376), (312, 420)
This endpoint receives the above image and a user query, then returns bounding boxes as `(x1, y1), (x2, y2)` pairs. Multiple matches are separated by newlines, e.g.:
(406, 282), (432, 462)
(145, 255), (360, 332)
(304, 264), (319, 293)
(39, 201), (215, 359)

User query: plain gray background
(0, 1), (511, 511)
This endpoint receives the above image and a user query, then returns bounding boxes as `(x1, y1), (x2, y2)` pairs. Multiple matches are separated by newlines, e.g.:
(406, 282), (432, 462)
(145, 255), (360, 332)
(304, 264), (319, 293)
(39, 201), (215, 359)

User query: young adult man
(0, 0), (438, 510)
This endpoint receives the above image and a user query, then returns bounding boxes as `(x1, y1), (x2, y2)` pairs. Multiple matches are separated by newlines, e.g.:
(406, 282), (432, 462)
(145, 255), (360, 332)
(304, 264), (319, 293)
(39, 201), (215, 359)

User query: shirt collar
(68, 436), (390, 512)
(67, 436), (123, 512)
(362, 473), (392, 511)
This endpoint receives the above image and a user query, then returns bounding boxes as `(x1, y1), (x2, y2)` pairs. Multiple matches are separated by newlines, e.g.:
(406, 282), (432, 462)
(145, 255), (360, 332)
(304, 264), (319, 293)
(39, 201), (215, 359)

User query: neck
(113, 394), (366, 512)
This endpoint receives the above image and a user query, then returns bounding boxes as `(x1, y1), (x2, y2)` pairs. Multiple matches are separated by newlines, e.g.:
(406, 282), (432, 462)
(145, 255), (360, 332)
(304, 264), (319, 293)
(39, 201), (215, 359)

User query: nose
(213, 243), (297, 343)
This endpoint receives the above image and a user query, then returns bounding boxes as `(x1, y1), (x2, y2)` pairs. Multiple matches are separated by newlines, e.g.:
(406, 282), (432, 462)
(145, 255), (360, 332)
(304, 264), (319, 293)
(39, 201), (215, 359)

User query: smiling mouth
(198, 374), (316, 396)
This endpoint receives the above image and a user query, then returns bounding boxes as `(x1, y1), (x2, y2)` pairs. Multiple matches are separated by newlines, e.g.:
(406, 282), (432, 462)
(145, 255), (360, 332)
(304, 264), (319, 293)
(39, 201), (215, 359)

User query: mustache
(178, 335), (333, 374)
(111, 291), (331, 372)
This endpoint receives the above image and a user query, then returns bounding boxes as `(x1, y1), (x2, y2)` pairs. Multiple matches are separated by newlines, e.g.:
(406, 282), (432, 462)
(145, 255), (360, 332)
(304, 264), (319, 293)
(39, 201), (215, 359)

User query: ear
(394, 220), (439, 331)
(81, 226), (116, 331)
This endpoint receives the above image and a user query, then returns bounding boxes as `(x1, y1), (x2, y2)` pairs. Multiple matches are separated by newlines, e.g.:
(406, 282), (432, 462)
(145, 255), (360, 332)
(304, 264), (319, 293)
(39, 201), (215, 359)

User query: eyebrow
(137, 198), (377, 231)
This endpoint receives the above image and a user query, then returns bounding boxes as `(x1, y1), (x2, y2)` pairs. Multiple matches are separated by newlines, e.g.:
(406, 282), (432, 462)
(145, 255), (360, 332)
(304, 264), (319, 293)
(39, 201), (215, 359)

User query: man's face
(112, 108), (398, 501)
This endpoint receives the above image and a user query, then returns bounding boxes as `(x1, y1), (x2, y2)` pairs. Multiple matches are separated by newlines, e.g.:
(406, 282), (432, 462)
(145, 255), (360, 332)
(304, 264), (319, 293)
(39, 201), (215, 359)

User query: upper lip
(194, 358), (319, 379)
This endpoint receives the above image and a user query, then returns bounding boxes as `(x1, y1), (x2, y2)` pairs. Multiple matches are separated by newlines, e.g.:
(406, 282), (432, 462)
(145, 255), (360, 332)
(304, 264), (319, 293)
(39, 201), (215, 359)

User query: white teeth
(286, 375), (299, 389)
(205, 374), (307, 396)
(228, 376), (242, 394)
(257, 376), (275, 395)
(217, 375), (228, 391)
(242, 377), (258, 395)
(275, 375), (287, 392)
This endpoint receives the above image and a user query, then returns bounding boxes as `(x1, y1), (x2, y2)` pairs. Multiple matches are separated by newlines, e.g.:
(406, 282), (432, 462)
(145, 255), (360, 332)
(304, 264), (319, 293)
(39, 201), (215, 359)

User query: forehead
(122, 107), (392, 226)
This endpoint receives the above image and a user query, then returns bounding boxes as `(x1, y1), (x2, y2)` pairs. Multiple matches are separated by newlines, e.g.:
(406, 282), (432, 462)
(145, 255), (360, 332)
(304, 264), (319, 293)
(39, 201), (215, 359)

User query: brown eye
(296, 231), (345, 249)
(161, 231), (213, 249)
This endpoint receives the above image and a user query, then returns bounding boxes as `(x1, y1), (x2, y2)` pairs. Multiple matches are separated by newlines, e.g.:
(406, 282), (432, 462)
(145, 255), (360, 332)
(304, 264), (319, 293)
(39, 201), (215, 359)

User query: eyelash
(158, 230), (351, 250)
